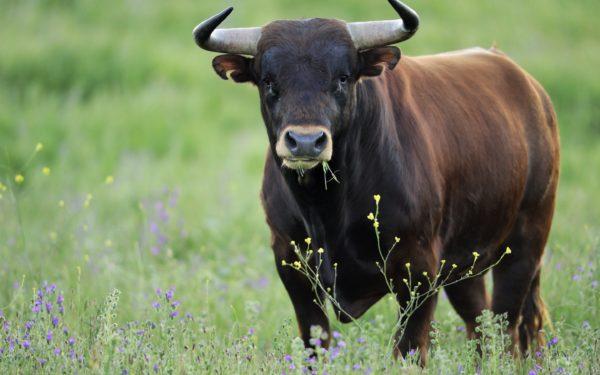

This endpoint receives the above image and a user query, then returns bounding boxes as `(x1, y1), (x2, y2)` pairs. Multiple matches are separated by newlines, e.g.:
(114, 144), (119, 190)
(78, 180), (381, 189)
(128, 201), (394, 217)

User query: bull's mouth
(282, 157), (322, 170)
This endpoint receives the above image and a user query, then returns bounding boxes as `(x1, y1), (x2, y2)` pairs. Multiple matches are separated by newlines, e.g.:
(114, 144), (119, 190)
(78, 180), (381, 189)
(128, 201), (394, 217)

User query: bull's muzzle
(276, 125), (333, 170)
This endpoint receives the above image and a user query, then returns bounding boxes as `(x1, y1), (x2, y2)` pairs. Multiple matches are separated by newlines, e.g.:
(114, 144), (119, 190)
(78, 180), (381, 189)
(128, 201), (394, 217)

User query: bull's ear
(212, 54), (255, 83)
(358, 46), (401, 77)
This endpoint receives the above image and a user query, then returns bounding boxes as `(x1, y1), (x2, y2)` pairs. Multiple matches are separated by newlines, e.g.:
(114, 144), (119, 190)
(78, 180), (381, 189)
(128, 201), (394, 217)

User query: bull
(193, 0), (559, 363)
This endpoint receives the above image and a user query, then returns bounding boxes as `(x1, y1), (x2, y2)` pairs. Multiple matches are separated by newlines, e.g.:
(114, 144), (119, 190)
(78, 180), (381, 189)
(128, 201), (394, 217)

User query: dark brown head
(193, 1), (419, 170)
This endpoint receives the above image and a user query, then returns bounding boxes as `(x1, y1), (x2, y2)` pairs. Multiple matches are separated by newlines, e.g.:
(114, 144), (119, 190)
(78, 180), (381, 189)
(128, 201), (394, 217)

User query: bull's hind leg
(491, 202), (554, 355)
(444, 274), (490, 339)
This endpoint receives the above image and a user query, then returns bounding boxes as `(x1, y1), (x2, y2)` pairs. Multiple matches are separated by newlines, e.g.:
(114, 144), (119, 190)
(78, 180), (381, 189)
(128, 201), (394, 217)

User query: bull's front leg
(273, 234), (331, 349)
(391, 241), (440, 365)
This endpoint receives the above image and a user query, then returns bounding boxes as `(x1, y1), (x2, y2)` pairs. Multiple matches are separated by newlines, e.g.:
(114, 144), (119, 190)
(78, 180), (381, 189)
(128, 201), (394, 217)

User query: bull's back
(388, 48), (559, 250)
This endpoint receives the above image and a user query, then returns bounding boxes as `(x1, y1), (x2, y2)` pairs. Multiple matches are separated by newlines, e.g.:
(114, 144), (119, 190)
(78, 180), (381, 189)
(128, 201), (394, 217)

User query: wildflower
(165, 288), (175, 302)
(317, 248), (324, 254)
(357, 337), (366, 344)
(152, 301), (160, 309)
(22, 340), (31, 349)
(281, 260), (287, 266)
(367, 213), (375, 221)
(452, 264), (458, 269)
(153, 364), (159, 373)
(290, 240), (296, 246)
(54, 348), (61, 356)
(57, 293), (64, 306)
(105, 175), (114, 185)
(283, 354), (292, 363)
(52, 316), (59, 327)
(42, 167), (51, 176)
(15, 174), (24, 184)
(405, 262), (410, 269)
(83, 193), (93, 208)
(505, 247), (512, 255)
(472, 251), (480, 258)
(68, 337), (75, 346)
(548, 337), (558, 347)
(394, 237), (400, 243)
(305, 237), (312, 245)
(293, 261), (301, 270)
(353, 364), (361, 370)
(170, 310), (179, 319)
(25, 321), (33, 330)
(373, 220), (380, 229)
(333, 262), (338, 268)
(171, 300), (181, 308)
(46, 330), (53, 343)
(373, 194), (381, 203)
(422, 271), (428, 277)
(332, 331), (341, 339)
(36, 143), (44, 152)
(45, 301), (52, 313)
(337, 340), (346, 348)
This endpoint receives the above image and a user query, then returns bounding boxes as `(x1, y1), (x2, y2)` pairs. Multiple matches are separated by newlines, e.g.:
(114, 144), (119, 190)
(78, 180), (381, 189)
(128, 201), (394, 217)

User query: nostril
(314, 131), (327, 152)
(285, 131), (298, 151)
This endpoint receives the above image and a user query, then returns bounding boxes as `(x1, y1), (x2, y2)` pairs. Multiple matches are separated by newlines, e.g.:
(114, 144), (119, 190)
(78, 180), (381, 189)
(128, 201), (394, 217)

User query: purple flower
(151, 246), (160, 255)
(22, 340), (31, 349)
(68, 337), (75, 346)
(54, 348), (61, 356)
(169, 310), (179, 319)
(284, 354), (292, 362)
(52, 316), (59, 327)
(171, 300), (181, 308)
(572, 274), (582, 281)
(32, 300), (42, 313)
(408, 349), (416, 356)
(337, 340), (346, 348)
(165, 288), (175, 302)
(353, 364), (361, 370)
(57, 293), (64, 306)
(46, 330), (53, 343)
(25, 320), (33, 330)
(592, 280), (598, 289)
(248, 327), (255, 335)
(153, 364), (159, 373)
(45, 301), (53, 314)
(357, 337), (366, 344)
(548, 337), (558, 347)
(37, 289), (44, 299)
(582, 321), (591, 329)
(332, 331), (341, 339)
(38, 358), (47, 366)
(46, 283), (57, 294)
(528, 371), (537, 375)
(152, 301), (160, 309)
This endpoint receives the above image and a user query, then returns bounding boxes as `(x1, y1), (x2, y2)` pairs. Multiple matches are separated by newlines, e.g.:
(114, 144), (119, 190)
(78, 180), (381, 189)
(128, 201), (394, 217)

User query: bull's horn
(193, 7), (262, 56)
(347, 0), (419, 51)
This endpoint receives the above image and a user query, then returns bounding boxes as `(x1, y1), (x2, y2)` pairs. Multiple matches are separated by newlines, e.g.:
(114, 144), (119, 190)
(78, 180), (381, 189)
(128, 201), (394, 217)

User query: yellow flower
(441, 259), (446, 265)
(373, 221), (379, 229)
(293, 261), (301, 269)
(333, 262), (338, 268)
(15, 174), (24, 184)
(394, 237), (400, 243)
(35, 143), (43, 152)
(405, 262), (411, 269)
(452, 264), (458, 269)
(105, 175), (114, 185)
(367, 212), (375, 221)
(281, 260), (287, 266)
(0, 182), (6, 191)
(305, 237), (311, 245)
(104, 239), (113, 247)
(422, 271), (428, 277)
(317, 248), (324, 254)
(505, 247), (512, 255)
(290, 240), (296, 246)
(58, 200), (65, 208)
(42, 167), (51, 176)
(402, 278), (408, 284)
(472, 251), (480, 258)
(373, 194), (381, 203)
(84, 193), (93, 208)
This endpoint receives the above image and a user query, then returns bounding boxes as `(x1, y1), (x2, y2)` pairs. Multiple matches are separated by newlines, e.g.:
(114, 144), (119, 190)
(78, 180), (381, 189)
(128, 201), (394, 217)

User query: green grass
(0, 0), (598, 373)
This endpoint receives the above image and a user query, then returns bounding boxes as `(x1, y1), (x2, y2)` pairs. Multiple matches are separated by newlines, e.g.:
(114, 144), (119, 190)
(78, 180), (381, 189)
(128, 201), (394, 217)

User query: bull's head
(194, 0), (419, 170)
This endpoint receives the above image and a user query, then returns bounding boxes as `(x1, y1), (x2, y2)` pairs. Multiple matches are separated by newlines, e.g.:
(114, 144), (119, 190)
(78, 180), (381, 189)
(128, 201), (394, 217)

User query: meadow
(0, 0), (598, 373)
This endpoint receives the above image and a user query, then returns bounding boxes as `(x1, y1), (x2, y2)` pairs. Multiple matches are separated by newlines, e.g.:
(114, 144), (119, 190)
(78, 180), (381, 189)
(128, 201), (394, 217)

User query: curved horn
(193, 7), (262, 56)
(348, 0), (420, 51)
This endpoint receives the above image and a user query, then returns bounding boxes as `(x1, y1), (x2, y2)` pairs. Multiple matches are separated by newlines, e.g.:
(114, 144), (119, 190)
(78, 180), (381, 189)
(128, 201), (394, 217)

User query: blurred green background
(0, 0), (598, 354)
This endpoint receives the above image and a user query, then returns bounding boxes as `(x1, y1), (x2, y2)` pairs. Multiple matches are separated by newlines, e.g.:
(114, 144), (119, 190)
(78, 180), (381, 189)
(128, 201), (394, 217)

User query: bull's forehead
(256, 19), (357, 79)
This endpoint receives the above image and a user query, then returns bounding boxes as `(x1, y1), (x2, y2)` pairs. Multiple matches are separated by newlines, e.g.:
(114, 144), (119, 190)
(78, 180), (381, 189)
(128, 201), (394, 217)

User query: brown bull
(193, 0), (559, 364)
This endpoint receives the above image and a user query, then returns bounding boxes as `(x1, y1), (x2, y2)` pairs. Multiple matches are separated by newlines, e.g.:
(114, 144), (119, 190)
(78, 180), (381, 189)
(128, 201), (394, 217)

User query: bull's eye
(339, 75), (349, 84)
(262, 78), (278, 99)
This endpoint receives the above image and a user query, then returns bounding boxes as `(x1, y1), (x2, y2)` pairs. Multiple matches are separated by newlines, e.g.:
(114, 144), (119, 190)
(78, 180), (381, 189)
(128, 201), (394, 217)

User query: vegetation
(0, 0), (598, 373)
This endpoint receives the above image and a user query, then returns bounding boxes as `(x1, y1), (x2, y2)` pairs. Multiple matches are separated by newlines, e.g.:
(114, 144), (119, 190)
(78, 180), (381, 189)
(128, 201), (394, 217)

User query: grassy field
(0, 0), (598, 373)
